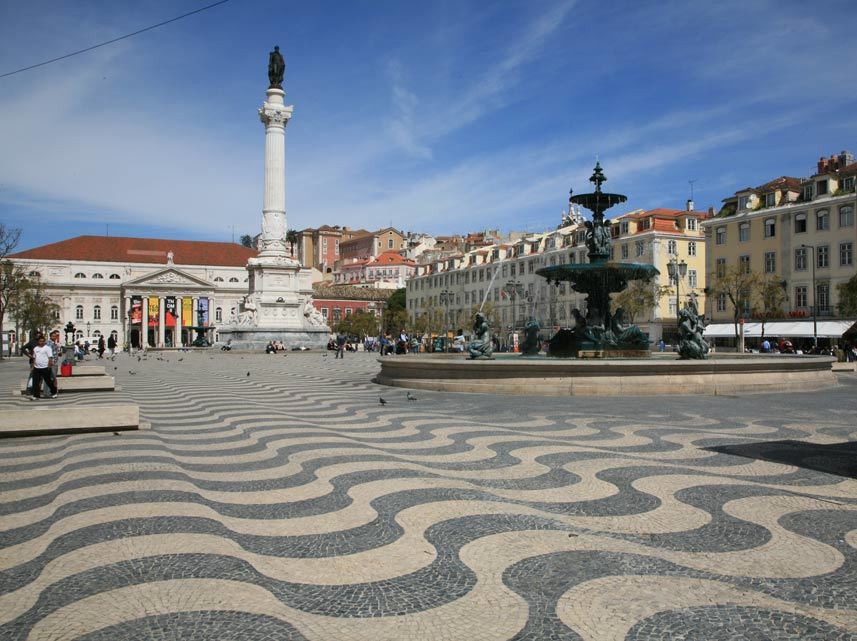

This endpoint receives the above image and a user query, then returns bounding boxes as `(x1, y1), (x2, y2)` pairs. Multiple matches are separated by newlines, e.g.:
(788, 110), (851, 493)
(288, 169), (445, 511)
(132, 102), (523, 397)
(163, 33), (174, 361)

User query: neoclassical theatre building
(10, 236), (257, 348)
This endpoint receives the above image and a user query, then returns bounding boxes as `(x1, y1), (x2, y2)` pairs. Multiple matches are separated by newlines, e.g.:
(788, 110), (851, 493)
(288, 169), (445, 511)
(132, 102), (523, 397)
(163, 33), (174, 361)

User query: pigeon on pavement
(406, 391), (417, 401)
(379, 397), (387, 405)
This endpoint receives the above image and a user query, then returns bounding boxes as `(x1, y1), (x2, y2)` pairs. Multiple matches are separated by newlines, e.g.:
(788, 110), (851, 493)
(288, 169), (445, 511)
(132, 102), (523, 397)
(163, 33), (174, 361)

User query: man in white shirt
(29, 335), (57, 400)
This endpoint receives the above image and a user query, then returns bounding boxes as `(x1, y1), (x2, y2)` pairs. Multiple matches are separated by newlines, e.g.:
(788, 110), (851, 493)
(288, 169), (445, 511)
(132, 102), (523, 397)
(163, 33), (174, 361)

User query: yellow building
(703, 151), (857, 325)
(609, 204), (709, 341)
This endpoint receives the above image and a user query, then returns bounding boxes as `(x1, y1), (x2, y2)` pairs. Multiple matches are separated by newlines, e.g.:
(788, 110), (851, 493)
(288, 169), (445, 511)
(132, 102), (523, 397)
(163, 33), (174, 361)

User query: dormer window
(686, 218), (696, 231)
(765, 192), (776, 207)
(816, 179), (828, 196)
(738, 195), (751, 210)
(620, 221), (629, 234)
(802, 185), (813, 201)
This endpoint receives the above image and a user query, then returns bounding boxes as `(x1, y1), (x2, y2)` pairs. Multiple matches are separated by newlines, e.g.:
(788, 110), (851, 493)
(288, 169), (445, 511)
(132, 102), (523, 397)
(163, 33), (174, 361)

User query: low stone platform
(18, 375), (116, 394)
(68, 365), (106, 376)
(832, 361), (856, 372)
(376, 354), (837, 396)
(0, 404), (140, 437)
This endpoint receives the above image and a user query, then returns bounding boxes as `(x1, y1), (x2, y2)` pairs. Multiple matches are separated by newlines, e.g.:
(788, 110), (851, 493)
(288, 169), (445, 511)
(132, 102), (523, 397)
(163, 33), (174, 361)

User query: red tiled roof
(627, 208), (706, 219)
(367, 251), (415, 267)
(11, 235), (257, 267)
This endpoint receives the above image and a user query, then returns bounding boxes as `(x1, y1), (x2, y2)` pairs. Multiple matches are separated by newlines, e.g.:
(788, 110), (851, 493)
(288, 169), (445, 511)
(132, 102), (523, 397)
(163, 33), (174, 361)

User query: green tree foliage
(710, 265), (763, 338)
(239, 234), (254, 248)
(837, 274), (857, 316)
(383, 288), (408, 334)
(7, 274), (59, 343)
(335, 309), (379, 338)
(754, 277), (788, 338)
(287, 229), (299, 257)
(611, 280), (669, 324)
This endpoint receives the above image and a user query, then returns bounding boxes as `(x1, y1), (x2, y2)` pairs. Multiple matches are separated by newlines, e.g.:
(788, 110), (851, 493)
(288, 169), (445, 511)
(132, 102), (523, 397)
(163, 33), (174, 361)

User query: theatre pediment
(124, 268), (212, 289)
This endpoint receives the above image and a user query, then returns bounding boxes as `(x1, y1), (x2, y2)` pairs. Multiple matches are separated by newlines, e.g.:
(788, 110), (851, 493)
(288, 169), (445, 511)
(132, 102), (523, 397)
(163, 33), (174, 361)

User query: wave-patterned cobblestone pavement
(1, 352), (856, 640)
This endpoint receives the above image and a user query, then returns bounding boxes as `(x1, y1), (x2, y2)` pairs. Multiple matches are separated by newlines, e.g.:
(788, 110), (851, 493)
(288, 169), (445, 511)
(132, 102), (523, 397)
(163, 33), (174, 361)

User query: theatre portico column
(141, 297), (149, 347)
(192, 296), (199, 343)
(158, 297), (166, 347)
(175, 296), (183, 347)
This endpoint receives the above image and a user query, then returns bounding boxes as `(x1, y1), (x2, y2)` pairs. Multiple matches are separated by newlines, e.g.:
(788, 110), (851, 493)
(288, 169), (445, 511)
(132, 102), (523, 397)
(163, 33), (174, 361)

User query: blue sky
(2, 0), (856, 252)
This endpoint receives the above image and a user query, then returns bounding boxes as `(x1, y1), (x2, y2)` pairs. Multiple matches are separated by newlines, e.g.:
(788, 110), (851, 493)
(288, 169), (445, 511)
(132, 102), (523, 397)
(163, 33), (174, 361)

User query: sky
(1, 0), (856, 252)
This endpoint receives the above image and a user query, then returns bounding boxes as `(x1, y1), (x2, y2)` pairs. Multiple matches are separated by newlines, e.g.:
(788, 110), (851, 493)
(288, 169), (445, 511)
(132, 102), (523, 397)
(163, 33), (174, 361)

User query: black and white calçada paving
(1, 350), (856, 641)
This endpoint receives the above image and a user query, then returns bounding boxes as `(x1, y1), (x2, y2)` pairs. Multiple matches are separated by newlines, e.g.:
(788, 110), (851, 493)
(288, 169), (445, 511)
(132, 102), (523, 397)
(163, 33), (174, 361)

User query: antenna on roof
(688, 179), (696, 200)
(105, 224), (109, 237)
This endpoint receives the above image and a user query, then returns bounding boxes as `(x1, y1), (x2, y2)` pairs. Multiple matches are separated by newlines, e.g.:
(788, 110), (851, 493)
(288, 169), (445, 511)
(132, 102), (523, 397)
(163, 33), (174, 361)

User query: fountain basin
(538, 261), (659, 287)
(376, 355), (836, 396)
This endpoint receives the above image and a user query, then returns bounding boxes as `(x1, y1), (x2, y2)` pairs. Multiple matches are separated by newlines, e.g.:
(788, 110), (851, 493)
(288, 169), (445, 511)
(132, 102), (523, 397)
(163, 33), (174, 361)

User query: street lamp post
(439, 289), (453, 352)
(666, 256), (688, 331)
(800, 244), (818, 349)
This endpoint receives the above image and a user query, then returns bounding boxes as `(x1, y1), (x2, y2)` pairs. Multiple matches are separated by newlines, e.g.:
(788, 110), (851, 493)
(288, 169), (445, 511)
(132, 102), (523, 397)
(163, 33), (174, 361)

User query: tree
(239, 234), (254, 248)
(710, 266), (763, 339)
(837, 274), (857, 316)
(612, 279), (669, 324)
(7, 274), (59, 343)
(383, 288), (407, 334)
(754, 277), (788, 339)
(335, 309), (379, 339)
(0, 225), (24, 359)
(286, 229), (299, 258)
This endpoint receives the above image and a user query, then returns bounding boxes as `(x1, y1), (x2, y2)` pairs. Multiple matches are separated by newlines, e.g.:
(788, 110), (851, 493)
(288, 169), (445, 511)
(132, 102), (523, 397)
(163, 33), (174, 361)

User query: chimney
(818, 157), (827, 174)
(707, 206), (715, 216)
(686, 199), (694, 212)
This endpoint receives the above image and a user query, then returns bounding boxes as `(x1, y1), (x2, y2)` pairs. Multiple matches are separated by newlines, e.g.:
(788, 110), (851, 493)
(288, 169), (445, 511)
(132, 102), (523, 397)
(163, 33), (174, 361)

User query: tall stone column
(257, 88), (293, 258)
(158, 297), (166, 347)
(175, 297), (182, 347)
(141, 298), (149, 347)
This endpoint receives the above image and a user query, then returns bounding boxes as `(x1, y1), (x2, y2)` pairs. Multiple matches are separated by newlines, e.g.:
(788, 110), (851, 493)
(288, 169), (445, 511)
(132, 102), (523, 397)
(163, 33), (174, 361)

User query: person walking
(335, 332), (346, 359)
(29, 335), (57, 400)
(107, 333), (117, 357)
(97, 336), (106, 359)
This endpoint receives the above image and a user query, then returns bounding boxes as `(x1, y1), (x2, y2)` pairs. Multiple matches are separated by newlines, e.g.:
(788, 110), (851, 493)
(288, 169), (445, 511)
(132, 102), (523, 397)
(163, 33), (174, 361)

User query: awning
(703, 320), (857, 338)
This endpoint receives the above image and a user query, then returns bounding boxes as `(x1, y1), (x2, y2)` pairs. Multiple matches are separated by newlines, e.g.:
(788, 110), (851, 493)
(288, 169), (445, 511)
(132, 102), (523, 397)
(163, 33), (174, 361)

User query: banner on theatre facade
(130, 297), (142, 325)
(182, 298), (193, 327)
(165, 297), (177, 327)
(197, 298), (209, 327)
(148, 298), (159, 327)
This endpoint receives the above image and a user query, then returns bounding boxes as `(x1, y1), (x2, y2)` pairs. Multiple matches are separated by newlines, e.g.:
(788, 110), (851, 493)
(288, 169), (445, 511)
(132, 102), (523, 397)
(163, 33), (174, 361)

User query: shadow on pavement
(705, 440), (857, 480)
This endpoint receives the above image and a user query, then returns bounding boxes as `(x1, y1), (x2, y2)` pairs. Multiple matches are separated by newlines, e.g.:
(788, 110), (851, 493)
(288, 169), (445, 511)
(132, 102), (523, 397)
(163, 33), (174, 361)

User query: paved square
(1, 352), (856, 640)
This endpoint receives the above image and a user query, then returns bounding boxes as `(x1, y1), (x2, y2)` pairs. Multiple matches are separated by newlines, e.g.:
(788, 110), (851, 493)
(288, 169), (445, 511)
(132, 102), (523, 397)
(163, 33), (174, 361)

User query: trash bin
(60, 362), (73, 377)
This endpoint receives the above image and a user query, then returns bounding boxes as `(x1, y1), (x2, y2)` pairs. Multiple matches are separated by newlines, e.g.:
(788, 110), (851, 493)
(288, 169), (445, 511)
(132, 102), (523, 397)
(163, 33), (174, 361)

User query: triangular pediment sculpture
(125, 268), (213, 289)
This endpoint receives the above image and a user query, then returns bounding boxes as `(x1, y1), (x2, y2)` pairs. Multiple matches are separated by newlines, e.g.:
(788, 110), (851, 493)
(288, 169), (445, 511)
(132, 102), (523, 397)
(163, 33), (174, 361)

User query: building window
(816, 179), (828, 196)
(687, 269), (697, 288)
(840, 206), (854, 228)
(765, 192), (776, 207)
(74, 272), (86, 279)
(715, 227), (726, 245)
(345, 308), (352, 316)
(716, 294), (727, 312)
(388, 238), (394, 249)
(794, 286), (807, 308)
(794, 213), (807, 233)
(686, 218), (697, 231)
(794, 247), (807, 270)
(321, 307), (328, 319)
(213, 277), (224, 282)
(739, 223), (750, 242)
(802, 185), (813, 201)
(816, 210), (829, 231)
(93, 305), (101, 320)
(229, 277), (239, 283)
(844, 176), (855, 192)
(739, 255), (751, 274)
(764, 251), (776, 273)
(817, 283), (830, 312)
(738, 195), (750, 210)
(92, 273), (104, 279)
(817, 245), (829, 268)
(635, 241), (644, 257)
(109, 274), (120, 279)
(716, 258), (727, 278)
(75, 305), (84, 320)
(667, 239), (677, 255)
(621, 244), (629, 259)
(214, 307), (222, 322)
(764, 218), (776, 238)
(110, 305), (118, 320)
(53, 309), (60, 320)
(620, 221), (629, 234)
(687, 241), (696, 256)
(841, 242), (854, 267)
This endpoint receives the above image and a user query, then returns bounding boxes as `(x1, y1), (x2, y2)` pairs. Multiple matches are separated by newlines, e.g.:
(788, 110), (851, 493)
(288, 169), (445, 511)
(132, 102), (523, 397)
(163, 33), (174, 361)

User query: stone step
(0, 404), (140, 438)
(832, 361), (856, 372)
(19, 376), (116, 394)
(68, 365), (106, 376)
